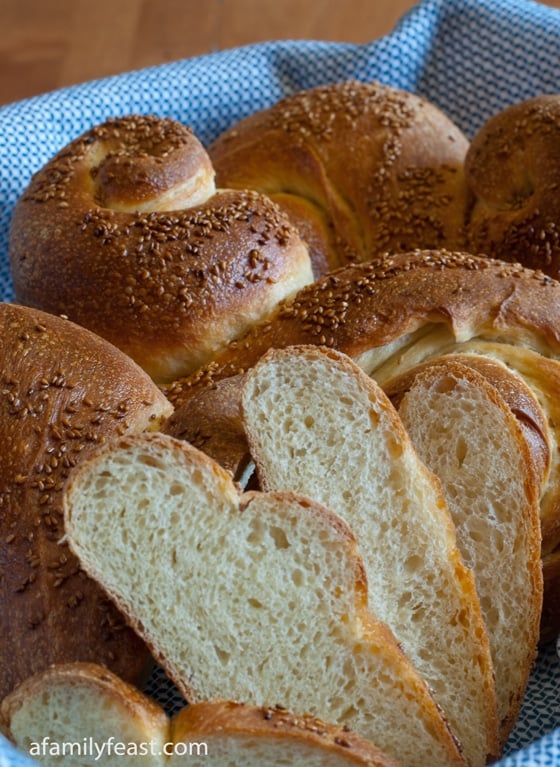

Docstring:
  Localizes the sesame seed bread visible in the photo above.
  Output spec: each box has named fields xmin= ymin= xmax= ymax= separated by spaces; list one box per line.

xmin=209 ymin=80 xmax=469 ymax=276
xmin=62 ymin=431 xmax=467 ymax=767
xmin=9 ymin=115 xmax=313 ymax=384
xmin=162 ymin=250 xmax=560 ymax=409
xmin=0 ymin=302 xmax=172 ymax=703
xmin=384 ymin=358 xmax=543 ymax=745
xmin=241 ymin=345 xmax=498 ymax=767
xmin=162 ymin=251 xmax=560 ymax=562
xmin=1 ymin=663 xmax=405 ymax=767
xmin=466 ymin=95 xmax=560 ymax=280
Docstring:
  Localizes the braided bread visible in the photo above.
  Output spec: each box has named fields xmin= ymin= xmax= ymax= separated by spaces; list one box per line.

xmin=162 ymin=250 xmax=560 ymax=639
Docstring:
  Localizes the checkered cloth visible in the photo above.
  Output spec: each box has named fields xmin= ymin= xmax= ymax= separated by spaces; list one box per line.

xmin=0 ymin=0 xmax=559 ymax=764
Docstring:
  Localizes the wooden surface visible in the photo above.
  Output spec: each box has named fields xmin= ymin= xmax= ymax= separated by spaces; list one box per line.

xmin=1 ymin=0 xmax=560 ymax=107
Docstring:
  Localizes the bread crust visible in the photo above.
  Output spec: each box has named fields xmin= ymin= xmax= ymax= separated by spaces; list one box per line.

xmin=163 ymin=250 xmax=560 ymax=406
xmin=0 ymin=662 xmax=168 ymax=734
xmin=173 ymin=701 xmax=404 ymax=766
xmin=9 ymin=115 xmax=313 ymax=383
xmin=1 ymin=662 xmax=404 ymax=767
xmin=210 ymin=81 xmax=469 ymax=276
xmin=466 ymin=95 xmax=560 ymax=279
xmin=163 ymin=374 xmax=252 ymax=483
xmin=0 ymin=302 xmax=172 ymax=702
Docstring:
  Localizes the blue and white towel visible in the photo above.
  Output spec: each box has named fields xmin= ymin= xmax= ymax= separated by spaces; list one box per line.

xmin=0 ymin=0 xmax=559 ymax=764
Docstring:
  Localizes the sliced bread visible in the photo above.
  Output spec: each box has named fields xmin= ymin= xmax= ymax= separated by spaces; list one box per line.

xmin=241 ymin=345 xmax=498 ymax=767
xmin=385 ymin=357 xmax=543 ymax=743
xmin=63 ymin=431 xmax=466 ymax=767
xmin=1 ymin=663 xmax=403 ymax=767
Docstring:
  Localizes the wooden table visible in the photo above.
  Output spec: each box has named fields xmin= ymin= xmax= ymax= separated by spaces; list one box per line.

xmin=2 ymin=0 xmax=559 ymax=107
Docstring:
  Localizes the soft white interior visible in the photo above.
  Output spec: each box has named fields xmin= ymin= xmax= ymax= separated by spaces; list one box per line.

xmin=398 ymin=365 xmax=540 ymax=735
xmin=242 ymin=348 xmax=496 ymax=767
xmin=65 ymin=434 xmax=462 ymax=767
xmin=9 ymin=683 xmax=165 ymax=767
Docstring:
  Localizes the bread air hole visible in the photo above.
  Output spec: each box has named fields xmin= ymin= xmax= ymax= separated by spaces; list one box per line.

xmin=214 ymin=646 xmax=230 ymax=666
xmin=291 ymin=568 xmax=304 ymax=587
xmin=270 ymin=526 xmax=290 ymax=549
xmin=455 ymin=436 xmax=468 ymax=467
xmin=404 ymin=554 xmax=423 ymax=574
xmin=137 ymin=451 xmax=167 ymax=470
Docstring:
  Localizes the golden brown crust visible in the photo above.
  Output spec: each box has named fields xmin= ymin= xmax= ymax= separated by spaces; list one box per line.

xmin=163 ymin=250 xmax=560 ymax=406
xmin=0 ymin=662 xmax=168 ymax=734
xmin=210 ymin=80 xmax=470 ymax=276
xmin=173 ymin=700 xmax=404 ymax=766
xmin=163 ymin=374 xmax=251 ymax=482
xmin=466 ymin=95 xmax=560 ymax=279
xmin=9 ymin=115 xmax=312 ymax=384
xmin=0 ymin=302 xmax=172 ymax=702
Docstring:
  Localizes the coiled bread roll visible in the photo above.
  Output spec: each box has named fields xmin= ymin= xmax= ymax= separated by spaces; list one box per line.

xmin=209 ymin=80 xmax=470 ymax=277
xmin=466 ymin=95 xmax=560 ymax=279
xmin=9 ymin=115 xmax=313 ymax=383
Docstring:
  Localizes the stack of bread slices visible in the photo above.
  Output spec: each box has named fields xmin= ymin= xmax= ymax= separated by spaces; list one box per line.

xmin=2 ymin=337 xmax=546 ymax=767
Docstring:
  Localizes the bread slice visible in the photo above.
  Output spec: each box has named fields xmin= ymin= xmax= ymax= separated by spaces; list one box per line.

xmin=63 ymin=431 xmax=466 ymax=767
xmin=1 ymin=663 xmax=167 ymax=767
xmin=1 ymin=663 xmax=404 ymax=767
xmin=241 ymin=345 xmax=498 ymax=767
xmin=385 ymin=358 xmax=542 ymax=744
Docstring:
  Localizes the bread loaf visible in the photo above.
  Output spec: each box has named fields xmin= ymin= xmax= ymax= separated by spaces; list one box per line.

xmin=162 ymin=250 xmax=560 ymax=641
xmin=0 ymin=302 xmax=172 ymax=703
xmin=210 ymin=84 xmax=560 ymax=281
xmin=1 ymin=663 xmax=404 ymax=767
xmin=241 ymin=345 xmax=498 ymax=767
xmin=9 ymin=115 xmax=313 ymax=383
xmin=209 ymin=81 xmax=469 ymax=277
xmin=384 ymin=357 xmax=543 ymax=744
xmin=163 ymin=251 xmax=560 ymax=403
xmin=63 ymin=431 xmax=466 ymax=767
